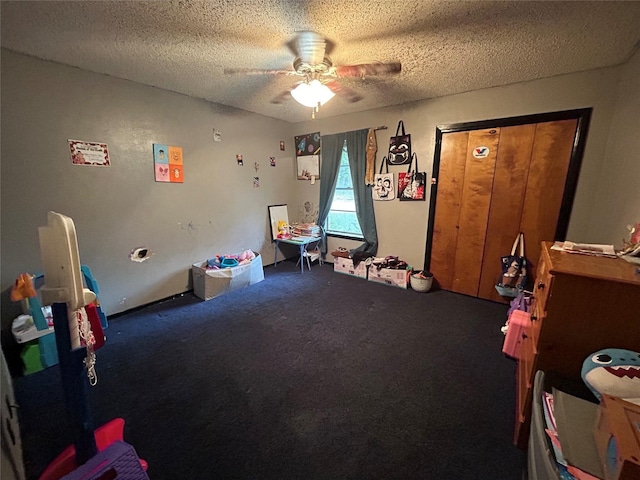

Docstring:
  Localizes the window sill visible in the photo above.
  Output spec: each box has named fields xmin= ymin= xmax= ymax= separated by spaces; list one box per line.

xmin=326 ymin=232 xmax=364 ymax=242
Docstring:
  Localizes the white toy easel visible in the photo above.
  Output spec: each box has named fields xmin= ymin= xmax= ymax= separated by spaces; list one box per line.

xmin=38 ymin=211 xmax=99 ymax=464
xmin=38 ymin=212 xmax=148 ymax=479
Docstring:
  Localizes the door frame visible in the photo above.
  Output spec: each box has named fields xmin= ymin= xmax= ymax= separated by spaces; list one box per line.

xmin=424 ymin=108 xmax=592 ymax=271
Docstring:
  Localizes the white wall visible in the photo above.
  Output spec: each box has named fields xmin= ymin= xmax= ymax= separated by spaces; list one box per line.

xmin=295 ymin=60 xmax=636 ymax=270
xmin=588 ymin=49 xmax=640 ymax=244
xmin=0 ymin=50 xmax=299 ymax=315
xmin=2 ymin=48 xmax=637 ymax=317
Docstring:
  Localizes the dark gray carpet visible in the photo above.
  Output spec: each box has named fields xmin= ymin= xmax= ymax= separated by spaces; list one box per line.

xmin=15 ymin=260 xmax=525 ymax=479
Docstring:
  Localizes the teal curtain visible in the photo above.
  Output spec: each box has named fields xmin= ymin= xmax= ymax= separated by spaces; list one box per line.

xmin=317 ymin=133 xmax=345 ymax=255
xmin=317 ymin=129 xmax=378 ymax=257
xmin=345 ymin=129 xmax=378 ymax=256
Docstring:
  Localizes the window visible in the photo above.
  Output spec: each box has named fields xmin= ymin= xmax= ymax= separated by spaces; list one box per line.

xmin=325 ymin=141 xmax=363 ymax=238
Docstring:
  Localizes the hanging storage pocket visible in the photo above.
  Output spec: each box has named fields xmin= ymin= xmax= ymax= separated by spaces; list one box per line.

xmin=388 ymin=120 xmax=412 ymax=165
xmin=372 ymin=156 xmax=395 ymax=201
xmin=397 ymin=153 xmax=426 ymax=201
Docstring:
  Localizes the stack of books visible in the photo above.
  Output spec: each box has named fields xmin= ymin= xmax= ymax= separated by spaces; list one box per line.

xmin=290 ymin=223 xmax=321 ymax=237
xmin=551 ymin=241 xmax=617 ymax=258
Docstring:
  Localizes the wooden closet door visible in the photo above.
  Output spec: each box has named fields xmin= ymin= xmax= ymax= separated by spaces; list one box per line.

xmin=429 ymin=131 xmax=468 ymax=291
xmin=431 ymin=118 xmax=578 ymax=301
xmin=430 ymin=128 xmax=500 ymax=295
xmin=519 ymin=119 xmax=578 ymax=279
xmin=477 ymin=124 xmax=536 ymax=301
xmin=451 ymin=129 xmax=500 ymax=296
xmin=480 ymin=119 xmax=578 ymax=301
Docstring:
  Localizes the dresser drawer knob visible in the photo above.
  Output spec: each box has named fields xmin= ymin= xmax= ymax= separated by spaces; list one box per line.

xmin=531 ymin=315 xmax=537 ymax=321
xmin=521 ymin=333 xmax=528 ymax=340
xmin=537 ymin=282 xmax=545 ymax=290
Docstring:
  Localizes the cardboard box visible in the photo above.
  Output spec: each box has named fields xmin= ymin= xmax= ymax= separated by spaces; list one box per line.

xmin=192 ymin=253 xmax=264 ymax=301
xmin=595 ymin=395 xmax=640 ymax=480
xmin=368 ymin=267 xmax=409 ymax=289
xmin=333 ymin=257 xmax=367 ymax=279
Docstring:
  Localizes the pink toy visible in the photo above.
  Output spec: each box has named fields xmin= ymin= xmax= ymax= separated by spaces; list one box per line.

xmin=502 ymin=310 xmax=531 ymax=360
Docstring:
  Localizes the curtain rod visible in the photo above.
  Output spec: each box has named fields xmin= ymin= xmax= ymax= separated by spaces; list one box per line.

xmin=322 ymin=126 xmax=388 ymax=136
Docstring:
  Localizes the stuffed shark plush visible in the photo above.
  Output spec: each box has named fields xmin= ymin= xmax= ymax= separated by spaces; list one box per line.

xmin=581 ymin=348 xmax=640 ymax=405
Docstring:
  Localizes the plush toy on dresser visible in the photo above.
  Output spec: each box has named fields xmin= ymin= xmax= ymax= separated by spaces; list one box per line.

xmin=581 ymin=348 xmax=640 ymax=406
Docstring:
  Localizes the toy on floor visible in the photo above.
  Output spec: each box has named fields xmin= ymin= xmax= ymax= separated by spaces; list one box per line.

xmin=39 ymin=418 xmax=148 ymax=480
xmin=10 ymin=273 xmax=58 ymax=374
xmin=10 ymin=268 xmax=108 ymax=376
xmin=206 ymin=249 xmax=256 ymax=269
xmin=581 ymin=348 xmax=640 ymax=405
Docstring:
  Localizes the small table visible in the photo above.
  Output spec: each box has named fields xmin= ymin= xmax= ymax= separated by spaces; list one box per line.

xmin=274 ymin=236 xmax=321 ymax=274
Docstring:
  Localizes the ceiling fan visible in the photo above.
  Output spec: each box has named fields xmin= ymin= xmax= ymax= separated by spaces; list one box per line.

xmin=224 ymin=31 xmax=401 ymax=117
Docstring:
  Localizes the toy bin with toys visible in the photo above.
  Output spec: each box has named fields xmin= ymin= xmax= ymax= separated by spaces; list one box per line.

xmin=192 ymin=250 xmax=264 ymax=301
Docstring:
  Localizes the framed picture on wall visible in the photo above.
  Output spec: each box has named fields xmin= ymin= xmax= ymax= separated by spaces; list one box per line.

xmin=268 ymin=204 xmax=289 ymax=241
xmin=295 ymin=132 xmax=321 ymax=180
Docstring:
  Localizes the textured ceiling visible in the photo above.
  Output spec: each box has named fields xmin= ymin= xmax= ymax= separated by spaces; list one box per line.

xmin=2 ymin=1 xmax=640 ymax=123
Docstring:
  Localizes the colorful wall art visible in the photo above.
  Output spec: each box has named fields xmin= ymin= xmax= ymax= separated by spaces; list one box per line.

xmin=295 ymin=132 xmax=321 ymax=180
xmin=295 ymin=132 xmax=320 ymax=156
xmin=154 ymin=144 xmax=183 ymax=183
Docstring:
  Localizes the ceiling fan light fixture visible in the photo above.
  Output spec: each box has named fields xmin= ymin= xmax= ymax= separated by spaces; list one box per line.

xmin=291 ymin=79 xmax=335 ymax=108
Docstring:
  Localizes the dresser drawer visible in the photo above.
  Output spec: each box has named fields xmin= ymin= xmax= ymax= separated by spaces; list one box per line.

xmin=516 ymin=340 xmax=536 ymax=422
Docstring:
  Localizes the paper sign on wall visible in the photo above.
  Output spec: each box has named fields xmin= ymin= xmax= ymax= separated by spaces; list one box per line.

xmin=69 ymin=139 xmax=110 ymax=166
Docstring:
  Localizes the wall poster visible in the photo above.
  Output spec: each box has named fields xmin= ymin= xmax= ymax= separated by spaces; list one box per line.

xmin=295 ymin=132 xmax=320 ymax=180
xmin=69 ymin=139 xmax=110 ymax=166
xmin=153 ymin=144 xmax=183 ymax=183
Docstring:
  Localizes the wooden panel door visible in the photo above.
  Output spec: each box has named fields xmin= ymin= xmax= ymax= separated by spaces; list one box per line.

xmin=430 ymin=118 xmax=579 ymax=301
xmin=477 ymin=124 xmax=536 ymax=301
xmin=429 ymin=131 xmax=468 ymax=291
xmin=519 ymin=119 xmax=578 ymax=281
xmin=451 ymin=128 xmax=500 ymax=296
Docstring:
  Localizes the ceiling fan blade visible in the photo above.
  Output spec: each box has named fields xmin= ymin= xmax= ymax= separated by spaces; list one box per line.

xmin=335 ymin=62 xmax=401 ymax=78
xmin=325 ymin=80 xmax=363 ymax=104
xmin=224 ymin=68 xmax=295 ymax=76
xmin=293 ymin=31 xmax=326 ymax=65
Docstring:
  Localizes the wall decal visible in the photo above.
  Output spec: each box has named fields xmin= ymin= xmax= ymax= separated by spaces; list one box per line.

xmin=298 ymin=201 xmax=319 ymax=223
xmin=473 ymin=146 xmax=490 ymax=159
